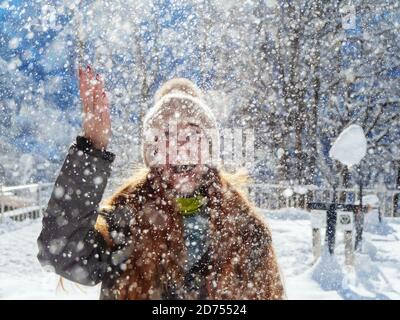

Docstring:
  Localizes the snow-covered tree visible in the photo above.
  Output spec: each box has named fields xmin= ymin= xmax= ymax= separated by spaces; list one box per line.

xmin=317 ymin=0 xmax=400 ymax=189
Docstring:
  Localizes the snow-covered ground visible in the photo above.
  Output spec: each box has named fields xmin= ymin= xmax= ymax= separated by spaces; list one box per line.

xmin=0 ymin=208 xmax=399 ymax=300
xmin=0 ymin=219 xmax=100 ymax=300
xmin=263 ymin=209 xmax=400 ymax=300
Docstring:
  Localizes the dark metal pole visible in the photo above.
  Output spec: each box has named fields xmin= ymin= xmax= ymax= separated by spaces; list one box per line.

xmin=378 ymin=207 xmax=382 ymax=223
xmin=393 ymin=159 xmax=400 ymax=217
xmin=325 ymin=185 xmax=337 ymax=254
xmin=355 ymin=169 xmax=364 ymax=251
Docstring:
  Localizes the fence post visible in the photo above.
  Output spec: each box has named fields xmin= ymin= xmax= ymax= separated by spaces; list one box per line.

xmin=354 ymin=183 xmax=364 ymax=251
xmin=393 ymin=191 xmax=399 ymax=217
xmin=36 ymin=183 xmax=42 ymax=216
xmin=324 ymin=186 xmax=338 ymax=255
xmin=344 ymin=230 xmax=353 ymax=265
xmin=0 ymin=185 xmax=3 ymax=224
xmin=312 ymin=228 xmax=321 ymax=261
xmin=309 ymin=196 xmax=321 ymax=261
xmin=306 ymin=189 xmax=314 ymax=210
xmin=383 ymin=191 xmax=389 ymax=217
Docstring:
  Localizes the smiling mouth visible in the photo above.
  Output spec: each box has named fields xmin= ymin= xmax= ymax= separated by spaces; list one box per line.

xmin=172 ymin=165 xmax=196 ymax=174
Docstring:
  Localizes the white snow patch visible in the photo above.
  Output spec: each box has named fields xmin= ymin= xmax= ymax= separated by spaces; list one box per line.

xmin=282 ymin=188 xmax=293 ymax=198
xmin=329 ymin=124 xmax=367 ymax=167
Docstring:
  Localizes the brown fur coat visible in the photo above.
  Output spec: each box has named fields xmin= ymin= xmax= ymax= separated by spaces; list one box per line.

xmin=95 ymin=167 xmax=284 ymax=300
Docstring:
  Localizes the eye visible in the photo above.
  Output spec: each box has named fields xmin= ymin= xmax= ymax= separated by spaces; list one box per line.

xmin=173 ymin=165 xmax=196 ymax=173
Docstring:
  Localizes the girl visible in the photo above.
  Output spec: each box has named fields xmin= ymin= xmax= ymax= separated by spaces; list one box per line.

xmin=37 ymin=66 xmax=284 ymax=300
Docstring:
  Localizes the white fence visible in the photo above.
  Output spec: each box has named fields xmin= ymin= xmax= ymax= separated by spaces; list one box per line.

xmin=0 ymin=181 xmax=398 ymax=224
xmin=248 ymin=183 xmax=400 ymax=217
xmin=0 ymin=183 xmax=53 ymax=223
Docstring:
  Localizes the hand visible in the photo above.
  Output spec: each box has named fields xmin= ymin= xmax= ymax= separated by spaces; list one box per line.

xmin=78 ymin=65 xmax=111 ymax=150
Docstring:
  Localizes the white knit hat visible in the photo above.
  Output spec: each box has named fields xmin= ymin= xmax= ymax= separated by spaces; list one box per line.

xmin=142 ymin=78 xmax=220 ymax=167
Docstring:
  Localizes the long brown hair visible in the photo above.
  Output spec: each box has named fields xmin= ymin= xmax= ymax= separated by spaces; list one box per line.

xmin=96 ymin=166 xmax=284 ymax=300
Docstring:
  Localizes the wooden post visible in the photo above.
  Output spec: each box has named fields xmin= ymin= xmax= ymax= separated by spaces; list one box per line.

xmin=278 ymin=193 xmax=284 ymax=209
xmin=36 ymin=183 xmax=42 ymax=217
xmin=0 ymin=185 xmax=3 ymax=224
xmin=393 ymin=160 xmax=400 ymax=217
xmin=309 ymin=198 xmax=322 ymax=261
xmin=383 ymin=191 xmax=388 ymax=217
xmin=378 ymin=207 xmax=382 ymax=223
xmin=354 ymin=182 xmax=364 ymax=251
xmin=312 ymin=228 xmax=321 ymax=261
xmin=393 ymin=192 xmax=399 ymax=217
xmin=344 ymin=230 xmax=353 ymax=265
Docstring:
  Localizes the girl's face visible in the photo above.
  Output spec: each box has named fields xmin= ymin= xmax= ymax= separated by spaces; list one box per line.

xmin=149 ymin=121 xmax=210 ymax=196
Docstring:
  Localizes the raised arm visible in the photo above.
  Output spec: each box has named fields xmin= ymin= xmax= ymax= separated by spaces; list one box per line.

xmin=37 ymin=66 xmax=116 ymax=285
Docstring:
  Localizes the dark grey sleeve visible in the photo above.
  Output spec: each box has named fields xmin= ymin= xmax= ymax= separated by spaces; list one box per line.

xmin=37 ymin=136 xmax=118 ymax=286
